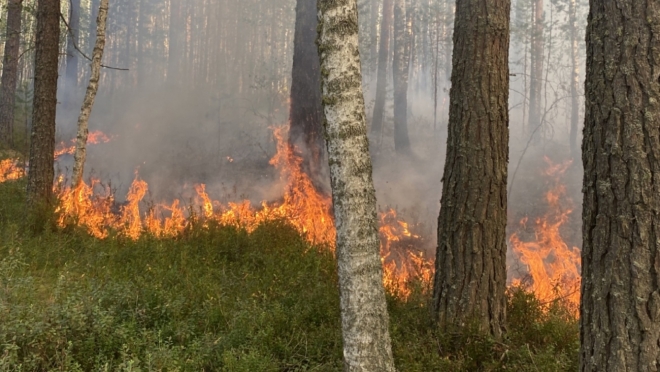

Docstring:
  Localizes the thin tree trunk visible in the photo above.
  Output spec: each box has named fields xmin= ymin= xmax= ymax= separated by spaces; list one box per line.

xmin=433 ymin=0 xmax=510 ymax=339
xmin=288 ymin=0 xmax=325 ymax=188
xmin=568 ymin=0 xmax=579 ymax=159
xmin=317 ymin=0 xmax=396 ymax=370
xmin=0 ymin=0 xmax=23 ymax=148
xmin=167 ymin=0 xmax=183 ymax=83
xmin=528 ymin=0 xmax=543 ymax=134
xmin=580 ymin=1 xmax=660 ymax=370
xmin=88 ymin=0 xmax=99 ymax=51
xmin=370 ymin=0 xmax=393 ymax=146
xmin=27 ymin=0 xmax=61 ymax=212
xmin=66 ymin=0 xmax=81 ymax=88
xmin=393 ymin=0 xmax=411 ymax=155
xmin=72 ymin=0 xmax=108 ymax=187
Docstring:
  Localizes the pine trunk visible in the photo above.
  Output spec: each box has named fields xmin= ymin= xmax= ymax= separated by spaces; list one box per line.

xmin=433 ymin=0 xmax=510 ymax=339
xmin=392 ymin=0 xmax=411 ymax=155
xmin=66 ymin=0 xmax=81 ymax=88
xmin=528 ymin=0 xmax=543 ymax=133
xmin=370 ymin=0 xmax=393 ymax=143
xmin=72 ymin=0 xmax=108 ymax=187
xmin=580 ymin=1 xmax=660 ymax=370
xmin=568 ymin=0 xmax=579 ymax=159
xmin=289 ymin=0 xmax=325 ymax=188
xmin=27 ymin=0 xmax=61 ymax=211
xmin=317 ymin=0 xmax=396 ymax=370
xmin=0 ymin=0 xmax=23 ymax=148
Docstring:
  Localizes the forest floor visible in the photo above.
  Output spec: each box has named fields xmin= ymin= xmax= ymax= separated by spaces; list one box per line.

xmin=0 ymin=178 xmax=578 ymax=371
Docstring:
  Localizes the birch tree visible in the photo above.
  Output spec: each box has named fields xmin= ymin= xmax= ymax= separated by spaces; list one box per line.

xmin=317 ymin=0 xmax=396 ymax=370
xmin=433 ymin=0 xmax=510 ymax=338
xmin=580 ymin=0 xmax=660 ymax=370
xmin=72 ymin=0 xmax=109 ymax=186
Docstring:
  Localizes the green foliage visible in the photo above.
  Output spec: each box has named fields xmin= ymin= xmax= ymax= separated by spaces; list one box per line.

xmin=0 ymin=181 xmax=578 ymax=371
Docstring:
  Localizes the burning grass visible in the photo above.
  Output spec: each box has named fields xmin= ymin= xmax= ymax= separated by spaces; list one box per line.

xmin=0 ymin=178 xmax=578 ymax=371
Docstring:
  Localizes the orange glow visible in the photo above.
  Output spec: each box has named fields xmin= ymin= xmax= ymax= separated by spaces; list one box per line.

xmin=54 ymin=130 xmax=113 ymax=159
xmin=0 ymin=159 xmax=24 ymax=182
xmin=509 ymin=157 xmax=581 ymax=312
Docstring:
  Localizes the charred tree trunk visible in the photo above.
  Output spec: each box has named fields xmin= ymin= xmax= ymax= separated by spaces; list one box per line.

xmin=167 ymin=0 xmax=184 ymax=83
xmin=370 ymin=0 xmax=393 ymax=145
xmin=289 ymin=0 xmax=325 ymax=188
xmin=317 ymin=0 xmax=396 ymax=370
xmin=66 ymin=0 xmax=81 ymax=89
xmin=580 ymin=1 xmax=660 ymax=370
xmin=568 ymin=0 xmax=579 ymax=159
xmin=433 ymin=0 xmax=510 ymax=339
xmin=0 ymin=0 xmax=23 ymax=148
xmin=72 ymin=0 xmax=108 ymax=187
xmin=392 ymin=0 xmax=411 ymax=155
xmin=528 ymin=0 xmax=543 ymax=134
xmin=27 ymin=0 xmax=61 ymax=212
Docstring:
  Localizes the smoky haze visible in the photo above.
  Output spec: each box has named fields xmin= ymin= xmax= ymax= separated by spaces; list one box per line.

xmin=51 ymin=0 xmax=587 ymax=260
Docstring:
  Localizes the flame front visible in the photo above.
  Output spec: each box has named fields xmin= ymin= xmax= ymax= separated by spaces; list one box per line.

xmin=509 ymin=157 xmax=581 ymax=312
xmin=0 ymin=159 xmax=24 ymax=182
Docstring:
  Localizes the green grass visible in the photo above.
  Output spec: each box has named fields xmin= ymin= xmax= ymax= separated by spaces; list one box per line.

xmin=0 ymin=179 xmax=578 ymax=371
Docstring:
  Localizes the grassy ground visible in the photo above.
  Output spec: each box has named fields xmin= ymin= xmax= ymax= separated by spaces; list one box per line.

xmin=0 ymin=179 xmax=578 ymax=371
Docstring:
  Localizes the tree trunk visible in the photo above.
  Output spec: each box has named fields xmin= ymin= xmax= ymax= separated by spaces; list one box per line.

xmin=167 ymin=0 xmax=183 ymax=83
xmin=568 ymin=0 xmax=579 ymax=159
xmin=317 ymin=0 xmax=396 ymax=370
xmin=580 ymin=1 xmax=660 ymax=370
xmin=0 ymin=0 xmax=23 ymax=148
xmin=66 ymin=0 xmax=81 ymax=88
xmin=288 ymin=0 xmax=325 ymax=188
xmin=370 ymin=0 xmax=393 ymax=144
xmin=392 ymin=0 xmax=411 ymax=155
xmin=72 ymin=0 xmax=108 ymax=187
xmin=433 ymin=0 xmax=510 ymax=339
xmin=27 ymin=0 xmax=61 ymax=212
xmin=528 ymin=0 xmax=543 ymax=134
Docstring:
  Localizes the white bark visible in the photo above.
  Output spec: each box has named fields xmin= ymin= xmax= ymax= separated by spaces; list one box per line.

xmin=317 ymin=0 xmax=396 ymax=371
xmin=72 ymin=0 xmax=108 ymax=186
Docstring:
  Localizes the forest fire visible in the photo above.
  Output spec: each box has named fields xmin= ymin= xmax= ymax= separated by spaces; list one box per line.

xmin=508 ymin=157 xmax=581 ymax=311
xmin=54 ymin=130 xmax=113 ymax=159
xmin=47 ymin=126 xmax=429 ymax=297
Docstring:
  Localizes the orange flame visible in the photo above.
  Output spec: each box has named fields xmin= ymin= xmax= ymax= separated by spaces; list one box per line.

xmin=0 ymin=159 xmax=25 ymax=182
xmin=509 ymin=157 xmax=581 ymax=311
xmin=54 ymin=130 xmax=113 ymax=159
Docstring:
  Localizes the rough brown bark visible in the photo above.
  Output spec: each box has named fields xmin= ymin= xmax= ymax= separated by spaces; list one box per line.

xmin=288 ymin=0 xmax=326 ymax=188
xmin=317 ymin=0 xmax=396 ymax=369
xmin=433 ymin=0 xmax=510 ymax=339
xmin=370 ymin=0 xmax=393 ymax=144
xmin=528 ymin=0 xmax=543 ymax=133
xmin=580 ymin=1 xmax=660 ymax=371
xmin=27 ymin=0 xmax=60 ymax=211
xmin=0 ymin=0 xmax=23 ymax=148
xmin=392 ymin=0 xmax=411 ymax=155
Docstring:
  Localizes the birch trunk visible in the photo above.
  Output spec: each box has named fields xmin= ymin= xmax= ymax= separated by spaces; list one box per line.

xmin=27 ymin=0 xmax=61 ymax=212
xmin=317 ymin=0 xmax=396 ymax=370
xmin=393 ymin=0 xmax=411 ymax=155
xmin=0 ymin=0 xmax=23 ymax=148
xmin=581 ymin=0 xmax=660 ymax=370
xmin=72 ymin=0 xmax=109 ymax=187
xmin=433 ymin=0 xmax=510 ymax=339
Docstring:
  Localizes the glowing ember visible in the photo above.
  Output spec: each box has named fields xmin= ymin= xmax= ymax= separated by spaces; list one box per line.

xmin=0 ymin=159 xmax=24 ymax=182
xmin=509 ymin=157 xmax=581 ymax=311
